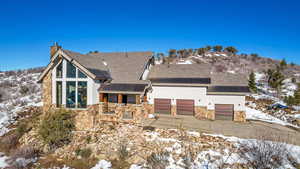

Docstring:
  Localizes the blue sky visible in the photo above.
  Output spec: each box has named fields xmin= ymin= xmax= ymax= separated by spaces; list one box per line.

xmin=0 ymin=0 xmax=299 ymax=70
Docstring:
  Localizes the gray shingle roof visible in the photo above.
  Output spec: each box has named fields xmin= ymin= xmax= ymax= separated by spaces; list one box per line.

xmin=63 ymin=49 xmax=110 ymax=79
xmin=210 ymin=72 xmax=248 ymax=86
xmin=88 ymin=51 xmax=152 ymax=83
xmin=148 ymin=64 xmax=211 ymax=79
xmin=62 ymin=49 xmax=153 ymax=83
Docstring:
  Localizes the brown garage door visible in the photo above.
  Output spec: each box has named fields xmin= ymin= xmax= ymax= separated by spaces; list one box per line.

xmin=176 ymin=99 xmax=194 ymax=115
xmin=215 ymin=104 xmax=234 ymax=120
xmin=154 ymin=99 xmax=171 ymax=114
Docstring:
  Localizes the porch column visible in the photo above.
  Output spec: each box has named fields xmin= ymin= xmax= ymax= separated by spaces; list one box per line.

xmin=136 ymin=95 xmax=141 ymax=104
xmin=118 ymin=94 xmax=123 ymax=104
xmin=99 ymin=93 xmax=104 ymax=102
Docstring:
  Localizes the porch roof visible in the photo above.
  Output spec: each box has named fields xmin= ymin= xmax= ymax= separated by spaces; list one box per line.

xmin=99 ymin=83 xmax=149 ymax=94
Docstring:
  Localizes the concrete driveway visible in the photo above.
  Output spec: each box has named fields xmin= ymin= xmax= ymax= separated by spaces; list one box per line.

xmin=142 ymin=114 xmax=300 ymax=145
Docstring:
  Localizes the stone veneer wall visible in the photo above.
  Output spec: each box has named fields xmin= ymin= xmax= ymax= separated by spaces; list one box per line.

xmin=42 ymin=71 xmax=52 ymax=113
xmin=96 ymin=102 xmax=149 ymax=123
xmin=194 ymin=106 xmax=215 ymax=120
xmin=233 ymin=111 xmax=246 ymax=122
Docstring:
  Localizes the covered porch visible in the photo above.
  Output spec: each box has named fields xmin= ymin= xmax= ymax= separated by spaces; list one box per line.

xmin=98 ymin=83 xmax=149 ymax=121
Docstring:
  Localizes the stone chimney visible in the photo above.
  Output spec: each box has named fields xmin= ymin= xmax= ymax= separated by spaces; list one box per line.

xmin=50 ymin=42 xmax=61 ymax=59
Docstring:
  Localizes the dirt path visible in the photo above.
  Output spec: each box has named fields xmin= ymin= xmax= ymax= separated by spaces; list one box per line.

xmin=143 ymin=115 xmax=300 ymax=145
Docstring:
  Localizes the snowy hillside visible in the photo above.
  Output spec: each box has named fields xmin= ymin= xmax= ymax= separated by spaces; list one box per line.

xmin=0 ymin=68 xmax=43 ymax=136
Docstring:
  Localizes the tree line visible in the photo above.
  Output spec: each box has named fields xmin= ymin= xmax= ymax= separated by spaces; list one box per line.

xmin=155 ymin=45 xmax=239 ymax=59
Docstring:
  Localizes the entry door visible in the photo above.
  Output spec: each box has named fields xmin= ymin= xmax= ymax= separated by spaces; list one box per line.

xmin=176 ymin=99 xmax=194 ymax=115
xmin=154 ymin=99 xmax=171 ymax=114
xmin=215 ymin=104 xmax=234 ymax=120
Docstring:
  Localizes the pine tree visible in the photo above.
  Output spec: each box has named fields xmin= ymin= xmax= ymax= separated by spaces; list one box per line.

xmin=168 ymin=49 xmax=177 ymax=58
xmin=213 ymin=45 xmax=223 ymax=52
xmin=279 ymin=59 xmax=287 ymax=70
xmin=294 ymin=83 xmax=300 ymax=105
xmin=248 ymin=72 xmax=257 ymax=93
xmin=224 ymin=46 xmax=238 ymax=55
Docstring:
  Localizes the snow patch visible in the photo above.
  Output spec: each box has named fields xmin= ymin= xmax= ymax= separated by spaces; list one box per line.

xmin=245 ymin=106 xmax=299 ymax=128
xmin=91 ymin=160 xmax=112 ymax=169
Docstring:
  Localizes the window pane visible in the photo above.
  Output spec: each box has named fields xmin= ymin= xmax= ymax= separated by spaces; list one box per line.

xmin=77 ymin=81 xmax=87 ymax=108
xmin=78 ymin=69 xmax=87 ymax=78
xmin=56 ymin=81 xmax=62 ymax=107
xmin=108 ymin=94 xmax=118 ymax=103
xmin=66 ymin=61 xmax=76 ymax=78
xmin=66 ymin=81 xmax=76 ymax=108
xmin=127 ymin=95 xmax=136 ymax=104
xmin=56 ymin=62 xmax=63 ymax=78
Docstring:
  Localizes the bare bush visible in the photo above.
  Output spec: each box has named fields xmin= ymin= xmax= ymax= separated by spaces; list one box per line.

xmin=238 ymin=132 xmax=294 ymax=169
xmin=7 ymin=146 xmax=39 ymax=169
xmin=117 ymin=141 xmax=129 ymax=160
xmin=214 ymin=64 xmax=227 ymax=73
xmin=146 ymin=151 xmax=169 ymax=169
xmin=0 ymin=87 xmax=10 ymax=102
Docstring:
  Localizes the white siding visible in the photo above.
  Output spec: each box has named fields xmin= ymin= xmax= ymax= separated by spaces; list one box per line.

xmin=147 ymin=85 xmax=246 ymax=111
xmin=207 ymin=95 xmax=245 ymax=111
xmin=147 ymin=86 xmax=207 ymax=106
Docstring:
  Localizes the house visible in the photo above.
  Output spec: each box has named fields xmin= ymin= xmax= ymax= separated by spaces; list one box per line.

xmin=38 ymin=43 xmax=250 ymax=129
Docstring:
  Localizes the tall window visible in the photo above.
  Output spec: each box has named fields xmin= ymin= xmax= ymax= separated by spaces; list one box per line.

xmin=66 ymin=81 xmax=76 ymax=108
xmin=78 ymin=70 xmax=87 ymax=78
xmin=77 ymin=81 xmax=87 ymax=108
xmin=56 ymin=62 xmax=63 ymax=78
xmin=55 ymin=60 xmax=88 ymax=109
xmin=56 ymin=82 xmax=62 ymax=107
xmin=67 ymin=61 xmax=76 ymax=78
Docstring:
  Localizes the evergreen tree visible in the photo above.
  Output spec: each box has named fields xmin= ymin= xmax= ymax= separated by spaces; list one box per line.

xmin=197 ymin=48 xmax=206 ymax=55
xmin=213 ymin=45 xmax=223 ymax=52
xmin=168 ymin=49 xmax=177 ymax=58
xmin=294 ymin=83 xmax=300 ymax=105
xmin=279 ymin=59 xmax=287 ymax=70
xmin=224 ymin=46 xmax=238 ymax=55
xmin=205 ymin=45 xmax=212 ymax=51
xmin=248 ymin=72 xmax=257 ymax=93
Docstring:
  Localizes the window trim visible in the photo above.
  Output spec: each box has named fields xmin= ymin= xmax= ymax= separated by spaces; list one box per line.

xmin=53 ymin=59 xmax=89 ymax=109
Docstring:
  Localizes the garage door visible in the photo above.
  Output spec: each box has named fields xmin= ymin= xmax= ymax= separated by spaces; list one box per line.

xmin=176 ymin=99 xmax=194 ymax=115
xmin=215 ymin=104 xmax=234 ymax=120
xmin=154 ymin=99 xmax=171 ymax=114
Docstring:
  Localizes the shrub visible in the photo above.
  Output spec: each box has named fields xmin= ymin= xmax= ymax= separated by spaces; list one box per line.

xmin=7 ymin=146 xmax=39 ymax=169
xmin=117 ymin=141 xmax=129 ymax=160
xmin=19 ymin=86 xmax=29 ymax=95
xmin=75 ymin=148 xmax=92 ymax=159
xmin=146 ymin=151 xmax=169 ymax=169
xmin=38 ymin=109 xmax=75 ymax=149
xmin=0 ymin=133 xmax=20 ymax=152
xmin=238 ymin=133 xmax=292 ymax=169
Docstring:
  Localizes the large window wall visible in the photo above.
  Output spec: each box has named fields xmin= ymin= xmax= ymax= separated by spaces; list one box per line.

xmin=54 ymin=59 xmax=88 ymax=108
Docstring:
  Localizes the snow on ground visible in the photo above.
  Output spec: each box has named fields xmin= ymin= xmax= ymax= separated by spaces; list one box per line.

xmin=245 ymin=106 xmax=299 ymax=128
xmin=282 ymin=78 xmax=298 ymax=96
xmin=176 ymin=60 xmax=193 ymax=64
xmin=91 ymin=160 xmax=112 ymax=169
xmin=0 ymin=153 xmax=8 ymax=168
xmin=0 ymin=72 xmax=42 ymax=137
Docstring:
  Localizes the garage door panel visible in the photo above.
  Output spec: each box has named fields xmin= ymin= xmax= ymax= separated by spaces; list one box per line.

xmin=177 ymin=99 xmax=194 ymax=115
xmin=215 ymin=104 xmax=233 ymax=120
xmin=155 ymin=99 xmax=171 ymax=114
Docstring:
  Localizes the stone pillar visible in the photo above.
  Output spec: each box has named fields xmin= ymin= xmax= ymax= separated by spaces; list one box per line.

xmin=171 ymin=105 xmax=177 ymax=116
xmin=118 ymin=94 xmax=123 ymax=104
xmin=99 ymin=93 xmax=104 ymax=102
xmin=136 ymin=95 xmax=141 ymax=104
xmin=234 ymin=111 xmax=246 ymax=122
